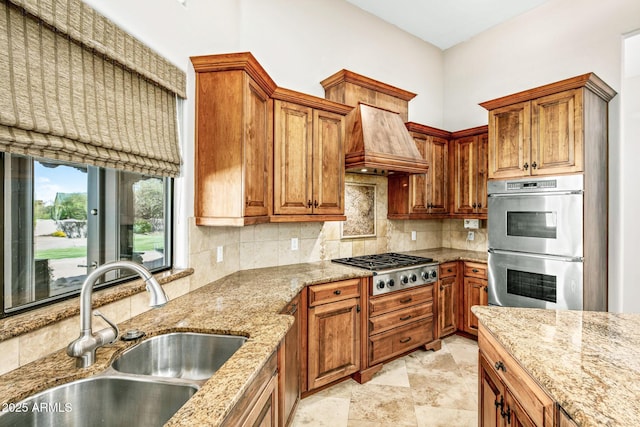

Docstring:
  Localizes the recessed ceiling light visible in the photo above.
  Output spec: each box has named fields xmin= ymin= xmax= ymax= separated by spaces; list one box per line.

xmin=361 ymin=168 xmax=368 ymax=172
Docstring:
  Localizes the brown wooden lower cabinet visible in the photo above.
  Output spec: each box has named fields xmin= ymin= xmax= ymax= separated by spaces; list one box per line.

xmin=241 ymin=373 xmax=279 ymax=427
xmin=478 ymin=325 xmax=555 ymax=427
xmin=222 ymin=352 xmax=278 ymax=427
xmin=461 ymin=261 xmax=488 ymax=336
xmin=278 ymin=295 xmax=300 ymax=426
xmin=367 ymin=284 xmax=438 ymax=367
xmin=437 ymin=262 xmax=458 ymax=338
xmin=306 ymin=278 xmax=362 ymax=391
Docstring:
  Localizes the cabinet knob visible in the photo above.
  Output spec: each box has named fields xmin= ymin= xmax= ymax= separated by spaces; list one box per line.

xmin=333 ymin=289 xmax=342 ymax=295
xmin=472 ymin=269 xmax=479 ymax=273
xmin=495 ymin=361 xmax=506 ymax=372
xmin=532 ymin=161 xmax=538 ymax=169
xmin=523 ymin=162 xmax=529 ymax=170
xmin=472 ymin=202 xmax=477 ymax=208
xmin=314 ymin=200 xmax=318 ymax=208
xmin=477 ymin=202 xmax=482 ymax=209
xmin=307 ymin=200 xmax=312 ymax=208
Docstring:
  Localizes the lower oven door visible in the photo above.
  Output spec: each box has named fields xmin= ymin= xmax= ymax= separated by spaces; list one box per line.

xmin=488 ymin=249 xmax=583 ymax=310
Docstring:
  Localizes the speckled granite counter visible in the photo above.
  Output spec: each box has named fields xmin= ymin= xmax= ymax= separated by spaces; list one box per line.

xmin=0 ymin=261 xmax=369 ymax=426
xmin=407 ymin=247 xmax=487 ymax=264
xmin=473 ymin=306 xmax=640 ymax=427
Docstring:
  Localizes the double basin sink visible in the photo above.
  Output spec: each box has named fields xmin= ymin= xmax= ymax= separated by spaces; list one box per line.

xmin=0 ymin=332 xmax=247 ymax=427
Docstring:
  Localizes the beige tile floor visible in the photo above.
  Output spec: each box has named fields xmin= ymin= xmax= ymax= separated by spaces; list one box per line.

xmin=291 ymin=335 xmax=479 ymax=427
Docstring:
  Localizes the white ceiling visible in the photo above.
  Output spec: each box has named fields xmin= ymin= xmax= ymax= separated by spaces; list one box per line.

xmin=344 ymin=0 xmax=551 ymax=50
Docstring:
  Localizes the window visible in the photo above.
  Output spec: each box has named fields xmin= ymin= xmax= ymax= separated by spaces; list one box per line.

xmin=1 ymin=154 xmax=173 ymax=315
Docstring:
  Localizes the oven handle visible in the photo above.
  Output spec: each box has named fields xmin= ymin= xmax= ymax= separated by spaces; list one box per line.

xmin=488 ymin=190 xmax=583 ymax=197
xmin=488 ymin=248 xmax=583 ymax=263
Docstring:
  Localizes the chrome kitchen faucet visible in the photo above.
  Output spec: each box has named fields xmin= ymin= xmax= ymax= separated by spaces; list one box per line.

xmin=67 ymin=261 xmax=169 ymax=368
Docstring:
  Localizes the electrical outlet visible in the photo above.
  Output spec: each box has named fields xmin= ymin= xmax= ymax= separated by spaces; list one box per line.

xmin=216 ymin=246 xmax=223 ymax=262
xmin=291 ymin=238 xmax=299 ymax=251
xmin=411 ymin=231 xmax=417 ymax=241
xmin=467 ymin=231 xmax=475 ymax=241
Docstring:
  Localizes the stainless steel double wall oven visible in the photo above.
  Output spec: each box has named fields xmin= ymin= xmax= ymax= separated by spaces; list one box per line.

xmin=488 ymin=175 xmax=584 ymax=309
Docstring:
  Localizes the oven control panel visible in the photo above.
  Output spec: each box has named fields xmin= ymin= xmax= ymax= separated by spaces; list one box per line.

xmin=372 ymin=264 xmax=438 ymax=296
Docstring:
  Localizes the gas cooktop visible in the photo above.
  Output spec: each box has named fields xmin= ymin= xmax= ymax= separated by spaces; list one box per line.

xmin=331 ymin=253 xmax=435 ymax=271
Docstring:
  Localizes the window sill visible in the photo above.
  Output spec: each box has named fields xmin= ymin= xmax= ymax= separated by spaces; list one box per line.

xmin=0 ymin=268 xmax=193 ymax=342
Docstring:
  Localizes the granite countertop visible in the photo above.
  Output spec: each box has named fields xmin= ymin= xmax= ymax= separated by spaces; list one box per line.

xmin=406 ymin=247 xmax=488 ymax=264
xmin=473 ymin=306 xmax=640 ymax=427
xmin=0 ymin=248 xmax=486 ymax=426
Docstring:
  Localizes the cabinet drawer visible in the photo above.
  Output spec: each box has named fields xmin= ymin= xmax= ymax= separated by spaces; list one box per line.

xmin=463 ymin=262 xmax=487 ymax=279
xmin=369 ymin=302 xmax=433 ymax=335
xmin=369 ymin=318 xmax=433 ymax=365
xmin=439 ymin=262 xmax=458 ymax=278
xmin=479 ymin=327 xmax=554 ymax=427
xmin=369 ymin=286 xmax=433 ymax=316
xmin=308 ymin=278 xmax=361 ymax=307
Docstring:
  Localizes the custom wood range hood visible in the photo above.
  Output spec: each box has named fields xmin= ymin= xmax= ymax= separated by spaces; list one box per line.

xmin=321 ymin=69 xmax=428 ymax=175
xmin=343 ymin=103 xmax=429 ymax=175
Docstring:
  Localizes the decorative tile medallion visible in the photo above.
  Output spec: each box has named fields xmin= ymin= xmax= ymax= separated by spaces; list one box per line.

xmin=342 ymin=183 xmax=376 ymax=238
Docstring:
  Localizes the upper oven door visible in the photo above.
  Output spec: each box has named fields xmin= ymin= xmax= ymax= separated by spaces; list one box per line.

xmin=488 ymin=249 xmax=583 ymax=310
xmin=488 ymin=190 xmax=583 ymax=257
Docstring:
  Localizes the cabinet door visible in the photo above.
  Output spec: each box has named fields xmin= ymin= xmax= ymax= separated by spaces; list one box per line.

xmin=464 ymin=277 xmax=487 ymax=335
xmin=452 ymin=136 xmax=476 ymax=215
xmin=479 ymin=354 xmax=506 ymax=427
xmin=438 ymin=275 xmax=456 ymax=338
xmin=409 ymin=134 xmax=429 ymax=214
xmin=488 ymin=102 xmax=531 ymax=179
xmin=307 ymin=297 xmax=361 ymax=390
xmin=476 ymin=133 xmax=488 ymax=215
xmin=274 ymin=101 xmax=313 ymax=215
xmin=243 ymin=77 xmax=272 ymax=217
xmin=530 ymin=89 xmax=583 ymax=176
xmin=279 ymin=297 xmax=300 ymax=427
xmin=312 ymin=109 xmax=345 ymax=215
xmin=241 ymin=373 xmax=278 ymax=427
xmin=506 ymin=390 xmax=537 ymax=427
xmin=429 ymin=136 xmax=449 ymax=214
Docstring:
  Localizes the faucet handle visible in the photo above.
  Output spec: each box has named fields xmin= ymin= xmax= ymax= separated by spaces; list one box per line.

xmin=93 ymin=310 xmax=119 ymax=344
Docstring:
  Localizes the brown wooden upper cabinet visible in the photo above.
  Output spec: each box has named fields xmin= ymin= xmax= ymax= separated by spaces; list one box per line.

xmin=271 ymin=88 xmax=351 ymax=222
xmin=190 ymin=52 xmax=277 ymax=226
xmin=451 ymin=127 xmax=488 ymax=217
xmin=481 ymin=73 xmax=617 ymax=180
xmin=388 ymin=123 xmax=450 ymax=219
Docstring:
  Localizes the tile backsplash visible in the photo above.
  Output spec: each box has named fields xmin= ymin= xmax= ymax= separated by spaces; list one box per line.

xmin=188 ymin=173 xmax=488 ymax=287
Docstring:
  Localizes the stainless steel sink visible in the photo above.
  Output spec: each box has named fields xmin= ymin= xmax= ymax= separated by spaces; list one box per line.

xmin=112 ymin=332 xmax=247 ymax=381
xmin=0 ymin=376 xmax=196 ymax=427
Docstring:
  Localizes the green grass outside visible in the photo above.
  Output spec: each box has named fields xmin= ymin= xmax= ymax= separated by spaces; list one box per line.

xmin=35 ymin=233 xmax=164 ymax=260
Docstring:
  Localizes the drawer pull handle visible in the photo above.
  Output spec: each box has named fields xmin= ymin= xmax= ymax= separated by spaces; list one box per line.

xmin=400 ymin=297 xmax=413 ymax=304
xmin=333 ymin=290 xmax=342 ymax=295
xmin=472 ymin=269 xmax=479 ymax=273
xmin=494 ymin=361 xmax=506 ymax=372
xmin=400 ymin=315 xmax=412 ymax=321
xmin=399 ymin=337 xmax=412 ymax=344
xmin=447 ymin=268 xmax=453 ymax=272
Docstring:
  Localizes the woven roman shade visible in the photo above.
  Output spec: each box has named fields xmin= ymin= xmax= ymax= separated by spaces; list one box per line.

xmin=0 ymin=0 xmax=185 ymax=177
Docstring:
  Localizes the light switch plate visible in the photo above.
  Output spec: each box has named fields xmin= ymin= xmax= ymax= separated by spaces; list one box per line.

xmin=411 ymin=231 xmax=417 ymax=241
xmin=291 ymin=238 xmax=299 ymax=251
xmin=216 ymin=246 xmax=223 ymax=262
xmin=467 ymin=231 xmax=475 ymax=241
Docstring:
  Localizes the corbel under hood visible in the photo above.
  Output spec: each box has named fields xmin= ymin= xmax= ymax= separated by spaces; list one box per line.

xmin=344 ymin=103 xmax=428 ymax=175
